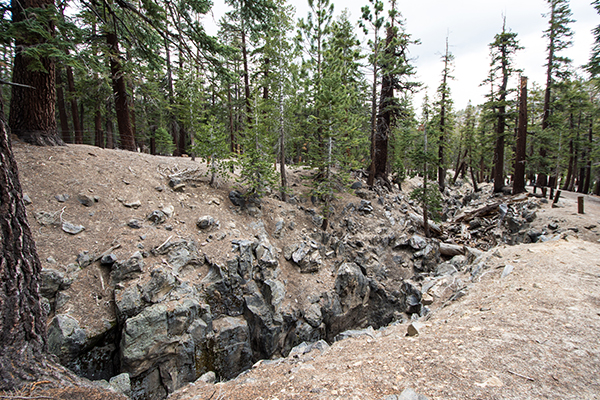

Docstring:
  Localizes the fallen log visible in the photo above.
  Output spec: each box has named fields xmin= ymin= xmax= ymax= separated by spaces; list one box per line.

xmin=439 ymin=242 xmax=465 ymax=256
xmin=408 ymin=212 xmax=443 ymax=236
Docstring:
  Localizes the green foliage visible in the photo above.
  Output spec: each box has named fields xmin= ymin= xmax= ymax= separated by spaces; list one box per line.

xmin=154 ymin=127 xmax=175 ymax=155
xmin=192 ymin=115 xmax=231 ymax=180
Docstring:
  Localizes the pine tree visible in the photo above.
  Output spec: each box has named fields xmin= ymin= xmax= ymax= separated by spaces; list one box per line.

xmin=483 ymin=18 xmax=521 ymax=193
xmin=538 ymin=0 xmax=573 ymax=187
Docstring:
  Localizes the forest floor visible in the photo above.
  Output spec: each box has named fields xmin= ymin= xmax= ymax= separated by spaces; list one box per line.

xmin=8 ymin=140 xmax=600 ymax=399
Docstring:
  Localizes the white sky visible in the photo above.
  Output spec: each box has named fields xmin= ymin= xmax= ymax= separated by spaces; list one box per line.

xmin=203 ymin=0 xmax=597 ymax=111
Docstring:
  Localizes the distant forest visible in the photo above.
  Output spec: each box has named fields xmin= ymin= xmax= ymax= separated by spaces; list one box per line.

xmin=3 ymin=0 xmax=600 ymax=205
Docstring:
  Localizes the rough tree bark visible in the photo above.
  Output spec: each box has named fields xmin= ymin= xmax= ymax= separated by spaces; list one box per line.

xmin=0 ymin=112 xmax=47 ymax=388
xmin=513 ymin=76 xmax=528 ymax=194
xmin=370 ymin=26 xmax=396 ymax=186
xmin=106 ymin=31 xmax=135 ymax=151
xmin=9 ymin=0 xmax=63 ymax=146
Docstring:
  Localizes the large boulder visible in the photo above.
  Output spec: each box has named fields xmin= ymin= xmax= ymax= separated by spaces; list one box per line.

xmin=335 ymin=263 xmax=370 ymax=313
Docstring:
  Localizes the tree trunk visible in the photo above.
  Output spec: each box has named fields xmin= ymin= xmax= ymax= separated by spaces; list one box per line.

xmin=55 ymin=68 xmax=71 ymax=143
xmin=372 ymin=26 xmax=395 ymax=185
xmin=94 ymin=105 xmax=103 ymax=148
xmin=513 ymin=76 xmax=528 ymax=194
xmin=538 ymin=3 xmax=556 ymax=189
xmin=9 ymin=0 xmax=62 ymax=146
xmin=582 ymin=121 xmax=592 ymax=193
xmin=66 ymin=66 xmax=82 ymax=144
xmin=106 ymin=31 xmax=135 ymax=151
xmin=0 ymin=113 xmax=47 ymax=388
xmin=241 ymin=28 xmax=252 ymax=127
xmin=563 ymin=138 xmax=574 ymax=191
xmin=105 ymin=108 xmax=114 ymax=150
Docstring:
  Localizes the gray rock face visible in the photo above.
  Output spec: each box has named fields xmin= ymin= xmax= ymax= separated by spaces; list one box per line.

xmin=153 ymin=238 xmax=201 ymax=273
xmin=210 ymin=316 xmax=253 ymax=380
xmin=111 ymin=252 xmax=144 ymax=283
xmin=109 ymin=373 xmax=132 ymax=397
xmin=335 ymin=263 xmax=370 ymax=313
xmin=48 ymin=314 xmax=87 ymax=364
xmin=121 ymin=303 xmax=176 ymax=377
xmin=243 ymin=280 xmax=284 ymax=360
xmin=142 ymin=267 xmax=178 ymax=304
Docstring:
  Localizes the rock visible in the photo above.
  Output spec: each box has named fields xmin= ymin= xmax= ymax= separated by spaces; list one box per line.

xmin=255 ymin=237 xmax=278 ymax=270
xmin=229 ymin=190 xmax=245 ymax=207
xmin=115 ymin=284 xmax=144 ymax=322
xmin=197 ymin=215 xmax=215 ymax=230
xmin=421 ymin=293 xmax=434 ymax=305
xmin=62 ymin=221 xmax=85 ymax=235
xmin=40 ymin=268 xmax=71 ymax=298
xmin=35 ymin=211 xmax=60 ymax=226
xmin=141 ymin=267 xmax=178 ymax=304
xmin=55 ymin=194 xmax=69 ymax=202
xmin=23 ymin=193 xmax=32 ymax=205
xmin=335 ymin=263 xmax=370 ymax=312
xmin=291 ymin=242 xmax=322 ymax=273
xmin=351 ymin=181 xmax=363 ymax=189
xmin=168 ymin=177 xmax=182 ymax=188
xmin=127 ymin=219 xmax=143 ymax=229
xmin=120 ymin=304 xmax=173 ymax=376
xmin=500 ymin=264 xmax=514 ymax=279
xmin=402 ymin=282 xmax=422 ymax=315
xmin=124 ymin=200 xmax=142 ymax=209
xmin=409 ymin=235 xmax=427 ymax=250
xmin=548 ymin=222 xmax=559 ymax=230
xmin=111 ymin=252 xmax=144 ymax=283
xmin=243 ymin=280 xmax=283 ymax=359
xmin=398 ymin=387 xmax=429 ymax=400
xmin=210 ymin=316 xmax=253 ymax=380
xmin=273 ymin=218 xmax=285 ymax=239
xmin=100 ymin=253 xmax=118 ymax=265
xmin=147 ymin=210 xmax=166 ymax=225
xmin=162 ymin=205 xmax=175 ymax=218
xmin=78 ymin=193 xmax=95 ymax=207
xmin=358 ymin=199 xmax=374 ymax=213
xmin=527 ymin=230 xmax=543 ymax=243
xmin=154 ymin=239 xmax=201 ymax=272
xmin=77 ymin=251 xmax=94 ymax=268
xmin=304 ymin=303 xmax=323 ymax=328
xmin=48 ymin=314 xmax=87 ymax=363
xmin=435 ymin=262 xmax=458 ymax=276
xmin=288 ymin=340 xmax=330 ymax=357
xmin=109 ymin=373 xmax=132 ymax=397
xmin=407 ymin=321 xmax=425 ymax=337
xmin=197 ymin=371 xmax=216 ymax=384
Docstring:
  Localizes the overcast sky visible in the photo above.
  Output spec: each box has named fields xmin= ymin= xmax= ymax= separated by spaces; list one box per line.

xmin=203 ymin=0 xmax=597 ymax=111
